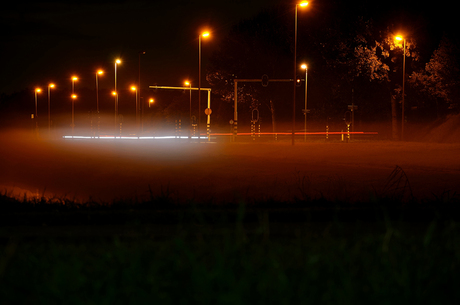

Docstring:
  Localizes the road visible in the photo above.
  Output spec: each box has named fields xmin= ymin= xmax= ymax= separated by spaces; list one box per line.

xmin=1 ymin=129 xmax=460 ymax=204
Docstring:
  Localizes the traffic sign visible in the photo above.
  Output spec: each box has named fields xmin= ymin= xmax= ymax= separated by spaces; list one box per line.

xmin=348 ymin=104 xmax=358 ymax=110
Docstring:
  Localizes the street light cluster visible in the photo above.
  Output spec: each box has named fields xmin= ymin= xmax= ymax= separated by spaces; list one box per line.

xmin=31 ymin=2 xmax=407 ymax=142
xmin=33 ymin=28 xmax=211 ymax=137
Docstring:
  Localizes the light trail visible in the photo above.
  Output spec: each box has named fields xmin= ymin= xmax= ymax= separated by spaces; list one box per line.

xmin=62 ymin=131 xmax=377 ymax=140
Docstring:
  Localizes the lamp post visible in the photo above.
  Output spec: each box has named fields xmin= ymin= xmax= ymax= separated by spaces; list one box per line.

xmin=131 ymin=86 xmax=139 ymax=131
xmin=199 ymin=31 xmax=210 ymax=139
xmin=185 ymin=80 xmax=192 ymax=119
xmin=114 ymin=59 xmax=121 ymax=126
xmin=47 ymin=83 xmax=54 ymax=136
xmin=71 ymin=77 xmax=78 ymax=135
xmin=301 ymin=64 xmax=308 ymax=142
xmin=292 ymin=1 xmax=309 ymax=146
xmin=395 ymin=35 xmax=406 ymax=141
xmin=71 ymin=94 xmax=77 ymax=135
xmin=34 ymin=88 xmax=41 ymax=132
xmin=96 ymin=70 xmax=103 ymax=113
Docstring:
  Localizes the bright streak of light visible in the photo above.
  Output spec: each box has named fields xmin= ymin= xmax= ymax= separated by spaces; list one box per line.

xmin=62 ymin=135 xmax=210 ymax=140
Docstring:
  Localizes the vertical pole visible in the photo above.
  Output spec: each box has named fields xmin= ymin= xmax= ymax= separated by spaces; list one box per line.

xmin=35 ymin=91 xmax=38 ymax=133
xmin=233 ymin=80 xmax=238 ymax=141
xmin=189 ymin=82 xmax=192 ymax=119
xmin=71 ymin=80 xmax=75 ymax=136
xmin=207 ymin=90 xmax=211 ymax=141
xmin=115 ymin=62 xmax=118 ymax=127
xmin=96 ymin=73 xmax=99 ymax=114
xmin=138 ymin=53 xmax=141 ymax=132
xmin=48 ymin=86 xmax=51 ymax=136
xmin=135 ymin=89 xmax=139 ymax=130
xmin=401 ymin=39 xmax=406 ymax=141
xmin=96 ymin=73 xmax=100 ymax=137
xmin=198 ymin=35 xmax=202 ymax=140
xmin=292 ymin=5 xmax=298 ymax=146
xmin=304 ymin=66 xmax=307 ymax=142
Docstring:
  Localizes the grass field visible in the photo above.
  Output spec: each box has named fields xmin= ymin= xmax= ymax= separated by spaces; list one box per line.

xmin=1 ymin=193 xmax=460 ymax=304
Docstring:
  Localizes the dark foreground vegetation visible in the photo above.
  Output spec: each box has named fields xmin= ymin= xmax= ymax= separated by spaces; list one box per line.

xmin=1 ymin=190 xmax=460 ymax=304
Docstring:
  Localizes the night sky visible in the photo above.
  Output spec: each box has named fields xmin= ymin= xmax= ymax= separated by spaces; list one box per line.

xmin=0 ymin=0 xmax=455 ymax=96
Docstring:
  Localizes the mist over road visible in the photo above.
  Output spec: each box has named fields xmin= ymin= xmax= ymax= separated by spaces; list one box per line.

xmin=1 ymin=129 xmax=460 ymax=203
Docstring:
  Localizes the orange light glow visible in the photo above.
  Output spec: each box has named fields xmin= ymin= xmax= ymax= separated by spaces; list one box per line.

xmin=299 ymin=1 xmax=309 ymax=7
xmin=97 ymin=70 xmax=104 ymax=75
xmin=395 ymin=35 xmax=404 ymax=41
xmin=72 ymin=76 xmax=78 ymax=81
xmin=71 ymin=94 xmax=77 ymax=99
xmin=149 ymin=98 xmax=154 ymax=104
xmin=185 ymin=81 xmax=190 ymax=86
xmin=35 ymin=88 xmax=41 ymax=93
xmin=116 ymin=59 xmax=121 ymax=64
xmin=301 ymin=64 xmax=307 ymax=70
xmin=201 ymin=32 xmax=210 ymax=38
xmin=112 ymin=91 xmax=117 ymax=96
xmin=49 ymin=84 xmax=55 ymax=88
xmin=131 ymin=86 xmax=137 ymax=91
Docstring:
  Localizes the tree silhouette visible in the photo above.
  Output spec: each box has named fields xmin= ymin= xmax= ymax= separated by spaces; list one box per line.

xmin=410 ymin=35 xmax=460 ymax=117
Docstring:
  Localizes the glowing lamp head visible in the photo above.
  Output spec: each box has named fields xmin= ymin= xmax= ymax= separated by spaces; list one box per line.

xmin=49 ymin=83 xmax=55 ymax=88
xmin=395 ymin=36 xmax=404 ymax=41
xmin=71 ymin=94 xmax=77 ymax=99
xmin=116 ymin=59 xmax=121 ymax=64
xmin=112 ymin=91 xmax=117 ymax=96
xmin=185 ymin=81 xmax=190 ymax=86
xmin=299 ymin=1 xmax=309 ymax=7
xmin=131 ymin=86 xmax=137 ymax=91
xmin=35 ymin=88 xmax=41 ymax=93
xmin=97 ymin=70 xmax=103 ymax=75
xmin=72 ymin=76 xmax=78 ymax=81
xmin=301 ymin=64 xmax=307 ymax=70
xmin=201 ymin=32 xmax=210 ymax=38
xmin=149 ymin=98 xmax=154 ymax=104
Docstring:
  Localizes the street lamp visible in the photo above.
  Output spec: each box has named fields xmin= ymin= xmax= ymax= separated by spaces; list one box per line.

xmin=114 ymin=59 xmax=121 ymax=126
xmin=149 ymin=98 xmax=154 ymax=108
xmin=96 ymin=70 xmax=103 ymax=113
xmin=70 ymin=77 xmax=78 ymax=135
xmin=199 ymin=31 xmax=210 ymax=139
xmin=34 ymin=88 xmax=41 ymax=131
xmin=395 ymin=35 xmax=406 ymax=141
xmin=301 ymin=64 xmax=308 ymax=142
xmin=185 ymin=80 xmax=192 ymax=119
xmin=48 ymin=83 xmax=55 ymax=136
xmin=71 ymin=94 xmax=77 ymax=135
xmin=131 ymin=86 xmax=139 ymax=131
xmin=292 ymin=1 xmax=309 ymax=145
xmin=71 ymin=76 xmax=78 ymax=95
